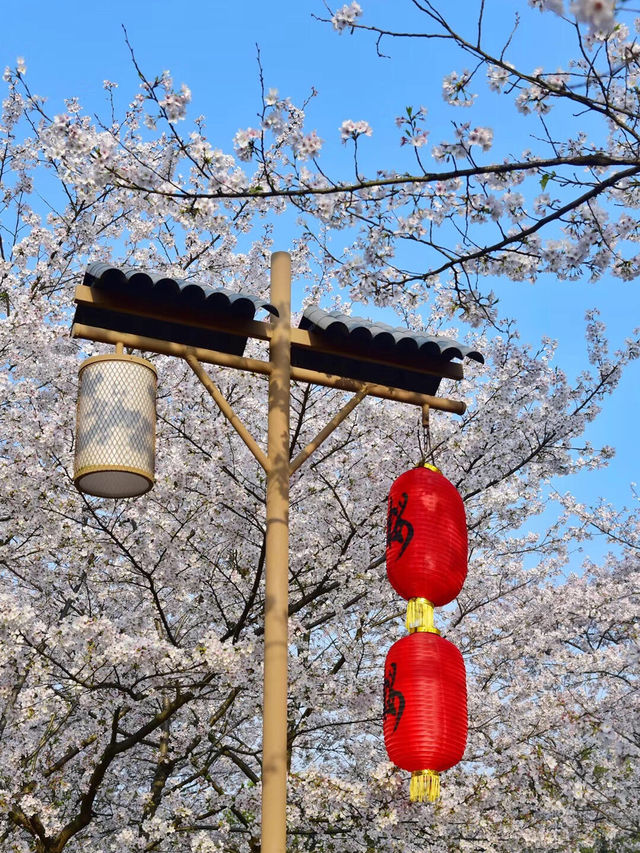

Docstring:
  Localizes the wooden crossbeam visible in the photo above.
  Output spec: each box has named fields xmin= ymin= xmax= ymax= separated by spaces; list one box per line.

xmin=71 ymin=322 xmax=467 ymax=414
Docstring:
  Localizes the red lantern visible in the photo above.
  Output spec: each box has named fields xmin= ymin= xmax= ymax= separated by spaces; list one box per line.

xmin=386 ymin=465 xmax=467 ymax=606
xmin=383 ymin=631 xmax=467 ymax=801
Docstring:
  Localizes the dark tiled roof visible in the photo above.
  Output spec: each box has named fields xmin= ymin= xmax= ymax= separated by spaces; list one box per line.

xmin=300 ymin=307 xmax=484 ymax=363
xmin=293 ymin=307 xmax=483 ymax=396
xmin=73 ymin=263 xmax=276 ymax=356
xmin=74 ymin=265 xmax=483 ymax=393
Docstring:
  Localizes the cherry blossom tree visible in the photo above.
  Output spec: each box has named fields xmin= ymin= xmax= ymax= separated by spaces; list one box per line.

xmin=1 ymin=1 xmax=639 ymax=851
xmin=8 ymin=0 xmax=637 ymax=321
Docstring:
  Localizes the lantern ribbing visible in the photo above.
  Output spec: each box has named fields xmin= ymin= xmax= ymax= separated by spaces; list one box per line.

xmin=386 ymin=466 xmax=467 ymax=606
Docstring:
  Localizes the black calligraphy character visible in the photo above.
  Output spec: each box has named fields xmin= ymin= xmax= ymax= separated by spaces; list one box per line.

xmin=387 ymin=492 xmax=414 ymax=558
xmin=383 ymin=662 xmax=405 ymax=733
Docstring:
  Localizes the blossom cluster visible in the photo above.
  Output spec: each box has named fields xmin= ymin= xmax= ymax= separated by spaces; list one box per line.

xmin=332 ymin=1 xmax=363 ymax=32
xmin=530 ymin=0 xmax=616 ymax=32
xmin=339 ymin=118 xmax=373 ymax=142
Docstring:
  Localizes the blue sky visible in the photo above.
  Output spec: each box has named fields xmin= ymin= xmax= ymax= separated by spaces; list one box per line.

xmin=4 ymin=0 xmax=639 ymax=530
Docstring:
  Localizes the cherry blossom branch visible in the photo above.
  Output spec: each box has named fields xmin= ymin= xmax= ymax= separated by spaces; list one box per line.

xmin=109 ymin=152 xmax=636 ymax=201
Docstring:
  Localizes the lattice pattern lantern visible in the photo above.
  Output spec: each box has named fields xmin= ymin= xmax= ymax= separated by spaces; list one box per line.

xmin=74 ymin=353 xmax=157 ymax=498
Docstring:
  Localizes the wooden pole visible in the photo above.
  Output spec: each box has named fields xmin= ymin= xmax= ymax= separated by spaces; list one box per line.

xmin=261 ymin=252 xmax=291 ymax=853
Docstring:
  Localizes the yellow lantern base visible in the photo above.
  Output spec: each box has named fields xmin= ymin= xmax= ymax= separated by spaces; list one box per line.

xmin=406 ymin=598 xmax=440 ymax=634
xmin=410 ymin=769 xmax=440 ymax=803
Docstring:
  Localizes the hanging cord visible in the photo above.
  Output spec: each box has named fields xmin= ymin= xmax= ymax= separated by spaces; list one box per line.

xmin=420 ymin=403 xmax=437 ymax=469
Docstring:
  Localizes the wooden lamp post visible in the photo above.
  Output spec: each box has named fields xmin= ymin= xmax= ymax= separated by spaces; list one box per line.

xmin=70 ymin=251 xmax=482 ymax=853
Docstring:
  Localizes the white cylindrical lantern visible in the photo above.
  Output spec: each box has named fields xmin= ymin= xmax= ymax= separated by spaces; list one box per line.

xmin=74 ymin=353 xmax=157 ymax=498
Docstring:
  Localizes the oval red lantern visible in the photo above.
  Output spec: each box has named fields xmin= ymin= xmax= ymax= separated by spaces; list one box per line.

xmin=386 ymin=465 xmax=467 ymax=606
xmin=383 ymin=631 xmax=467 ymax=801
